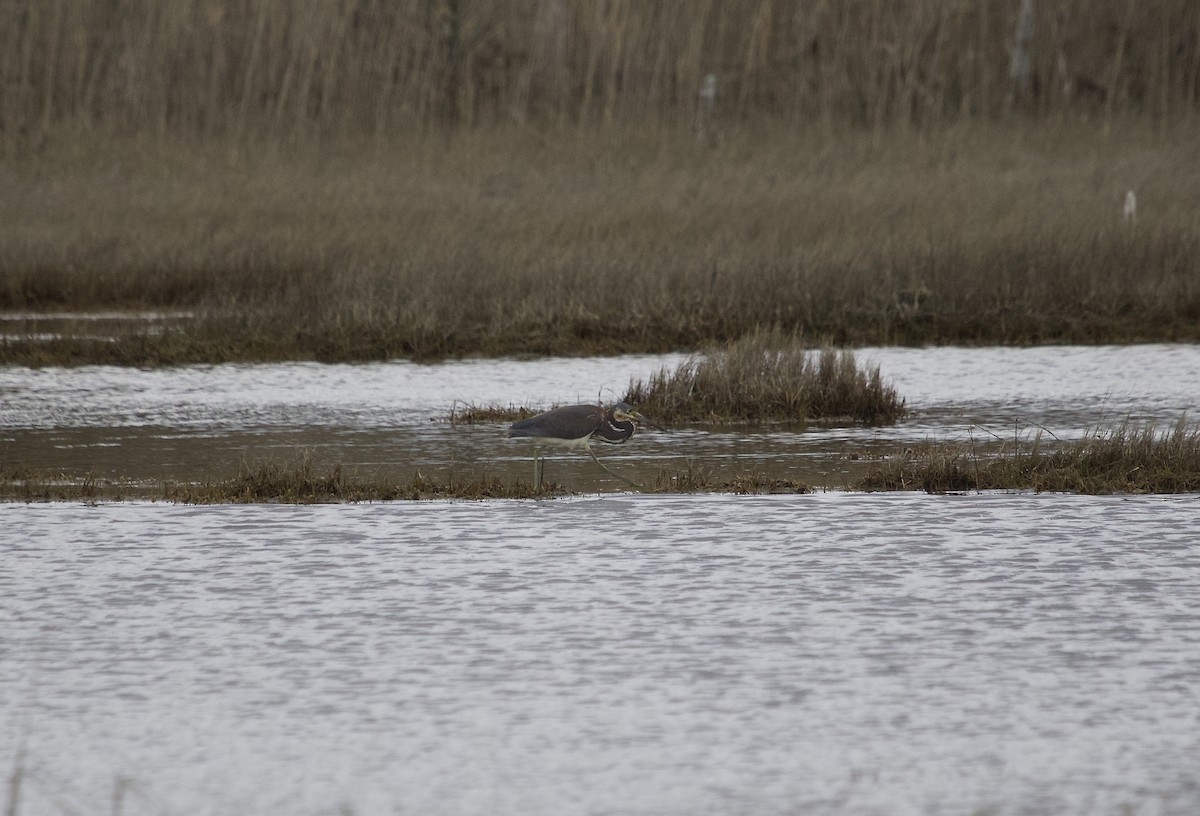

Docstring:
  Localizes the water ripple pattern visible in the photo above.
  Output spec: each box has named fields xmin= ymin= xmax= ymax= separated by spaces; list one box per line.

xmin=3 ymin=493 xmax=1199 ymax=816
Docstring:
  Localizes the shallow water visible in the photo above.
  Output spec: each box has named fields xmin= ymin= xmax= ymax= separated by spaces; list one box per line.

xmin=2 ymin=345 xmax=1198 ymax=489
xmin=3 ymin=492 xmax=1200 ymax=816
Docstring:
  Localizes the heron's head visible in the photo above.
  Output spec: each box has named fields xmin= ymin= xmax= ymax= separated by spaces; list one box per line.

xmin=611 ymin=402 xmax=665 ymax=432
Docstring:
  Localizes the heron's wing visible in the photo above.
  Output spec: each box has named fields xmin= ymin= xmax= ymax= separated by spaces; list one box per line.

xmin=508 ymin=404 xmax=602 ymax=440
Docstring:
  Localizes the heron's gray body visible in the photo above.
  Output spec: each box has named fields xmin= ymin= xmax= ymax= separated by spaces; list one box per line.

xmin=508 ymin=403 xmax=636 ymax=447
xmin=507 ymin=402 xmax=656 ymax=489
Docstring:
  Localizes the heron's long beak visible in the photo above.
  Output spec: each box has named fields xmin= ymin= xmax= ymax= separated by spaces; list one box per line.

xmin=630 ymin=411 xmax=666 ymax=433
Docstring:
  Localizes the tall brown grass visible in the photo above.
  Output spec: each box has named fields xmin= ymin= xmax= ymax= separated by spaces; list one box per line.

xmin=2 ymin=0 xmax=1198 ymax=154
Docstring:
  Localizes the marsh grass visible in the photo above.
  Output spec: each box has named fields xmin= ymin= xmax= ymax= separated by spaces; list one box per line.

xmin=448 ymin=402 xmax=543 ymax=425
xmin=0 ymin=457 xmax=557 ymax=502
xmin=0 ymin=464 xmax=114 ymax=502
xmin=164 ymin=453 xmax=553 ymax=502
xmin=444 ymin=330 xmax=903 ymax=425
xmin=3 ymin=1 xmax=1200 ymax=364
xmin=3 ymin=123 xmax=1200 ymax=365
xmin=1 ymin=455 xmax=815 ymax=502
xmin=624 ymin=329 xmax=905 ymax=425
xmin=857 ymin=420 xmax=1200 ymax=494
xmin=654 ymin=461 xmax=813 ymax=495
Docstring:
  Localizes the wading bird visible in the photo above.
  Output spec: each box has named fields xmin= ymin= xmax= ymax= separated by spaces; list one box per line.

xmin=508 ymin=402 xmax=662 ymax=491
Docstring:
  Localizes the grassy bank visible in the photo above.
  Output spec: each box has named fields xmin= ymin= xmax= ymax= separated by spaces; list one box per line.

xmin=0 ymin=456 xmax=812 ymax=502
xmin=3 ymin=121 xmax=1199 ymax=365
xmin=856 ymin=421 xmax=1200 ymax=494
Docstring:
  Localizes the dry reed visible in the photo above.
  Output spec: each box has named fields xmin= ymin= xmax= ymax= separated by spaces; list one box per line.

xmin=2 ymin=0 xmax=1198 ymax=153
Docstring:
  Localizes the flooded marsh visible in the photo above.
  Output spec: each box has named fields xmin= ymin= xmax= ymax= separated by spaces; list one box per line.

xmin=4 ymin=344 xmax=1200 ymax=814
xmin=3 ymin=344 xmax=1198 ymax=494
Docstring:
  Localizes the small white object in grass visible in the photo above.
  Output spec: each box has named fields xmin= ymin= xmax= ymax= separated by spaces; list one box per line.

xmin=1123 ymin=190 xmax=1137 ymax=223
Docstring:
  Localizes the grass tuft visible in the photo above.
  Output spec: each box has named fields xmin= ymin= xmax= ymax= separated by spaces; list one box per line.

xmin=856 ymin=420 xmax=1200 ymax=494
xmin=623 ymin=328 xmax=905 ymax=425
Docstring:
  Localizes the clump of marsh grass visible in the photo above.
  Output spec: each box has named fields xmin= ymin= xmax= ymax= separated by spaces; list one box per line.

xmin=857 ymin=420 xmax=1200 ymax=494
xmin=623 ymin=329 xmax=905 ymax=425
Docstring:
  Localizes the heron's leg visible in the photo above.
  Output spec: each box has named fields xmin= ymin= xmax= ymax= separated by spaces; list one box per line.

xmin=585 ymin=445 xmax=648 ymax=492
xmin=534 ymin=448 xmax=544 ymax=491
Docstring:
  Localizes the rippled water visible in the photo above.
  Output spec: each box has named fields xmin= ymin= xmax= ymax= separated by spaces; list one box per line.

xmin=4 ymin=493 xmax=1200 ymax=816
xmin=2 ymin=345 xmax=1198 ymax=490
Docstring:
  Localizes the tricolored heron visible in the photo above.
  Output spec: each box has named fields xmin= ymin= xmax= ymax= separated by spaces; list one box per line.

xmin=508 ymin=402 xmax=662 ymax=490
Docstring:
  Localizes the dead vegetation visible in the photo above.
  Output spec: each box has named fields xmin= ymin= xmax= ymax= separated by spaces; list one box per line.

xmin=2 ymin=0 xmax=1196 ymax=144
xmin=624 ymin=329 xmax=905 ymax=425
xmin=856 ymin=420 xmax=1200 ymax=494
xmin=3 ymin=122 xmax=1198 ymax=365
xmin=0 ymin=455 xmax=813 ymax=502
xmin=2 ymin=2 xmax=1199 ymax=364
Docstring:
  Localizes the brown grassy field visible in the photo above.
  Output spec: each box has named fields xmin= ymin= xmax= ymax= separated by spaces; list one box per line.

xmin=2 ymin=1 xmax=1199 ymax=365
xmin=3 ymin=120 xmax=1198 ymax=365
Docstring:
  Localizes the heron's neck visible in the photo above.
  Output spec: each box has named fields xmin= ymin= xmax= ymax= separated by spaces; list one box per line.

xmin=594 ymin=416 xmax=634 ymax=443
